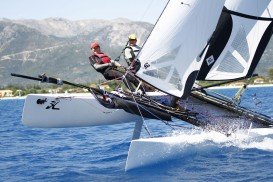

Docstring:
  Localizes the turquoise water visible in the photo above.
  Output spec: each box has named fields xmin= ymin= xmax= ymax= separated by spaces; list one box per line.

xmin=1 ymin=87 xmax=273 ymax=181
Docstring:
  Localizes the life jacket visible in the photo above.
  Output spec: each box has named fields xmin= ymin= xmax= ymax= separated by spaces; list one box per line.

xmin=89 ymin=54 xmax=111 ymax=74
xmin=94 ymin=52 xmax=111 ymax=64
xmin=124 ymin=45 xmax=140 ymax=61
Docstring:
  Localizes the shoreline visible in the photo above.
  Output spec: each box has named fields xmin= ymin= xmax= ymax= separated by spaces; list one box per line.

xmin=208 ymin=84 xmax=273 ymax=90
xmin=1 ymin=84 xmax=273 ymax=100
xmin=0 ymin=96 xmax=26 ymax=100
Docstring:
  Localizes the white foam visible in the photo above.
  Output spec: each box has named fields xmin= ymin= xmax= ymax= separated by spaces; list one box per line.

xmin=238 ymin=138 xmax=273 ymax=151
xmin=167 ymin=128 xmax=273 ymax=152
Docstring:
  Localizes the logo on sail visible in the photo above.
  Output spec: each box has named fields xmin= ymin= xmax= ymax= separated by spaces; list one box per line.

xmin=206 ymin=55 xmax=215 ymax=66
xmin=144 ymin=63 xmax=150 ymax=69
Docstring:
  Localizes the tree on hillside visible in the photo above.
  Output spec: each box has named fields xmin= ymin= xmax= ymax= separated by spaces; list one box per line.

xmin=268 ymin=67 xmax=273 ymax=79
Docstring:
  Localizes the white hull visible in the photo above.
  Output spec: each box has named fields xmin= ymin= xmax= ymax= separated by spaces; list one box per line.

xmin=125 ymin=128 xmax=273 ymax=171
xmin=22 ymin=93 xmax=140 ymax=128
xmin=22 ymin=92 xmax=173 ymax=128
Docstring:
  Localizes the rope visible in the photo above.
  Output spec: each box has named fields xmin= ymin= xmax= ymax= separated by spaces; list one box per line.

xmin=252 ymin=93 xmax=262 ymax=108
xmin=79 ymin=95 xmax=117 ymax=114
xmin=99 ymin=68 xmax=177 ymax=134
xmin=123 ymin=75 xmax=176 ymax=130
xmin=121 ymin=69 xmax=183 ymax=131
xmin=209 ymin=90 xmax=234 ymax=103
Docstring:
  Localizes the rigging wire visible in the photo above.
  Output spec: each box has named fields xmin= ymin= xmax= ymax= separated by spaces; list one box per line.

xmin=137 ymin=0 xmax=156 ymax=22
xmin=121 ymin=72 xmax=185 ymax=134
xmin=239 ymin=1 xmax=263 ymax=108
xmin=123 ymin=76 xmax=153 ymax=137
xmin=122 ymin=68 xmax=177 ymax=129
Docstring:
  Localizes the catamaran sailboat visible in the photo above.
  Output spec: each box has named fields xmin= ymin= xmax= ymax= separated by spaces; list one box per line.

xmin=12 ymin=0 xmax=273 ymax=170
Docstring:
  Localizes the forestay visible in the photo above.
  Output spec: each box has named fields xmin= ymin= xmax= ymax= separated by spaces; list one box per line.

xmin=197 ymin=0 xmax=273 ymax=81
xmin=136 ymin=0 xmax=225 ymax=98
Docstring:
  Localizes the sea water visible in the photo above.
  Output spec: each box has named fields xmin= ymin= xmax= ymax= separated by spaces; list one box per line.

xmin=1 ymin=87 xmax=273 ymax=181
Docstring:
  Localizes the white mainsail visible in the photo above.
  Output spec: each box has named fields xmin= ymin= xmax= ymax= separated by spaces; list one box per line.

xmin=198 ymin=0 xmax=273 ymax=81
xmin=136 ymin=0 xmax=225 ymax=98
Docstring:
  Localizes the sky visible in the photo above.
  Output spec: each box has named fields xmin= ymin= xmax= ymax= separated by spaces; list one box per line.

xmin=0 ymin=0 xmax=168 ymax=24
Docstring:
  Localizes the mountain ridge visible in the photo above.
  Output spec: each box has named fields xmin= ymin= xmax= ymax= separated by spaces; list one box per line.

xmin=0 ymin=18 xmax=153 ymax=87
xmin=0 ymin=18 xmax=273 ymax=87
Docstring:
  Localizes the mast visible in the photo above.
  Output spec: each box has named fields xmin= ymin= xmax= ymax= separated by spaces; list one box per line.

xmin=135 ymin=0 xmax=225 ymax=98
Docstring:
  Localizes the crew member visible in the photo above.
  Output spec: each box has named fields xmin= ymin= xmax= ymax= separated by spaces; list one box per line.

xmin=89 ymin=41 xmax=143 ymax=92
xmin=89 ymin=42 xmax=123 ymax=80
xmin=124 ymin=34 xmax=141 ymax=73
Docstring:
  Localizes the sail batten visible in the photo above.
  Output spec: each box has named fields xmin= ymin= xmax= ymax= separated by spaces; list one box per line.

xmin=223 ymin=9 xmax=273 ymax=21
xmin=136 ymin=0 xmax=225 ymax=98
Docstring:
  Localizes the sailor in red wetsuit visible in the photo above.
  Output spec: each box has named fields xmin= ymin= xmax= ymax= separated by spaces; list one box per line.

xmin=89 ymin=42 xmax=123 ymax=80
xmin=89 ymin=41 xmax=145 ymax=93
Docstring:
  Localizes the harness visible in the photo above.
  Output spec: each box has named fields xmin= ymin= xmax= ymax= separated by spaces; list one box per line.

xmin=124 ymin=46 xmax=140 ymax=59
xmin=124 ymin=46 xmax=140 ymax=67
